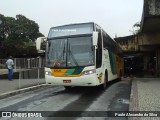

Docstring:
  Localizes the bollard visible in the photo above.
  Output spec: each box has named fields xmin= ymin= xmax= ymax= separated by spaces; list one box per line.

xmin=19 ymin=71 xmax=21 ymax=89
xmin=38 ymin=68 xmax=40 ymax=85
xmin=14 ymin=58 xmax=17 ymax=72
xmin=27 ymin=59 xmax=30 ymax=69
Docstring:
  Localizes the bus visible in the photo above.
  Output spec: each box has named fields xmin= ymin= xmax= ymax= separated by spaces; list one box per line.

xmin=36 ymin=22 xmax=124 ymax=90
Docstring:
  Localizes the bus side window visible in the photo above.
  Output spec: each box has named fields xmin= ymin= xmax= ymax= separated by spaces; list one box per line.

xmin=102 ymin=31 xmax=112 ymax=50
xmin=103 ymin=32 xmax=109 ymax=49
xmin=96 ymin=29 xmax=102 ymax=68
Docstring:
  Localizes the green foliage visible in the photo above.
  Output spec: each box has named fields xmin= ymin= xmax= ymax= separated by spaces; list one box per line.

xmin=0 ymin=14 xmax=44 ymax=58
xmin=133 ymin=22 xmax=141 ymax=34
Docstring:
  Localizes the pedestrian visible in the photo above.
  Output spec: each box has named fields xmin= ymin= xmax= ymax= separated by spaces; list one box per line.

xmin=6 ymin=56 xmax=14 ymax=81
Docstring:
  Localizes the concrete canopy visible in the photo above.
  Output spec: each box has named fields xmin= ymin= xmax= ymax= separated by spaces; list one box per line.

xmin=141 ymin=0 xmax=160 ymax=33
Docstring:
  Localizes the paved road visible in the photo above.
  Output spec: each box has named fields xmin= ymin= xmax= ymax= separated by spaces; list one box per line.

xmin=0 ymin=79 xmax=131 ymax=120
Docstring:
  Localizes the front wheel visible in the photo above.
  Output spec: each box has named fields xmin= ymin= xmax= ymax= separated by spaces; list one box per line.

xmin=100 ymin=72 xmax=108 ymax=90
xmin=64 ymin=86 xmax=72 ymax=90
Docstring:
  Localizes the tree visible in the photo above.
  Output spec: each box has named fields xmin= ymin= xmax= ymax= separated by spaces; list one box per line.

xmin=133 ymin=22 xmax=141 ymax=35
xmin=0 ymin=14 xmax=44 ymax=58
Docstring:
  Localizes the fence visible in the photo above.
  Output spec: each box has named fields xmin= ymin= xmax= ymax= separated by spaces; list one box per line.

xmin=0 ymin=57 xmax=46 ymax=92
xmin=0 ymin=57 xmax=45 ymax=69
xmin=18 ymin=68 xmax=45 ymax=89
xmin=0 ymin=68 xmax=46 ymax=94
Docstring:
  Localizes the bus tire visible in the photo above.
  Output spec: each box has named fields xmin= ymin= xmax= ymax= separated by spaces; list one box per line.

xmin=100 ymin=71 xmax=108 ymax=90
xmin=118 ymin=70 xmax=122 ymax=81
xmin=64 ymin=86 xmax=72 ymax=90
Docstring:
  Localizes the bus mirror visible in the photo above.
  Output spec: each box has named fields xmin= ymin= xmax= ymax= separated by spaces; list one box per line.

xmin=36 ymin=37 xmax=47 ymax=53
xmin=92 ymin=45 xmax=98 ymax=50
xmin=92 ymin=32 xmax=98 ymax=46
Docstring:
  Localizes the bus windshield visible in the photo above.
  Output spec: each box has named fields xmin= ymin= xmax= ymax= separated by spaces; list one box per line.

xmin=46 ymin=36 xmax=94 ymax=68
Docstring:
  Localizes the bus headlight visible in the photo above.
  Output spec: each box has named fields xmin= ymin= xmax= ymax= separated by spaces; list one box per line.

xmin=82 ymin=69 xmax=96 ymax=75
xmin=45 ymin=71 xmax=53 ymax=76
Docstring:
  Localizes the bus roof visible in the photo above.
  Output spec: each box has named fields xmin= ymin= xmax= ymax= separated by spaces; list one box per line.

xmin=50 ymin=22 xmax=95 ymax=29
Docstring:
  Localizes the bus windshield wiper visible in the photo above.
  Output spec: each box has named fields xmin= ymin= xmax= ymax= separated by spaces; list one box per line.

xmin=62 ymin=43 xmax=65 ymax=60
xmin=46 ymin=41 xmax=51 ymax=64
xmin=68 ymin=44 xmax=79 ymax=67
xmin=53 ymin=43 xmax=66 ymax=67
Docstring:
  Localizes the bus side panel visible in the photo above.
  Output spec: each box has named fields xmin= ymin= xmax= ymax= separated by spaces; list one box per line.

xmin=102 ymin=50 xmax=117 ymax=82
xmin=115 ymin=55 xmax=124 ymax=78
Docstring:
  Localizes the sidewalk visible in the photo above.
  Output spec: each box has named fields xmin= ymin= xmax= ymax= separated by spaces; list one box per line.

xmin=129 ymin=77 xmax=160 ymax=119
xmin=0 ymin=68 xmax=46 ymax=98
xmin=0 ymin=78 xmax=47 ymax=99
xmin=0 ymin=78 xmax=46 ymax=94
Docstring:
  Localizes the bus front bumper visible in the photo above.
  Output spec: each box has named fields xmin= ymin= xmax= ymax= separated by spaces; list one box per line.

xmin=45 ymin=74 xmax=99 ymax=86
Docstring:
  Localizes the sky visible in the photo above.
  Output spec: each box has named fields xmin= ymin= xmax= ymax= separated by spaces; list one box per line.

xmin=0 ymin=0 xmax=143 ymax=38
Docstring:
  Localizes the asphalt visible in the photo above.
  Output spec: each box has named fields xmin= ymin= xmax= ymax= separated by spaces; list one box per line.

xmin=0 ymin=71 xmax=160 ymax=119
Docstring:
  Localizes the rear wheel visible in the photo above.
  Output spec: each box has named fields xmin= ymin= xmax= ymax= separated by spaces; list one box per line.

xmin=118 ymin=70 xmax=122 ymax=81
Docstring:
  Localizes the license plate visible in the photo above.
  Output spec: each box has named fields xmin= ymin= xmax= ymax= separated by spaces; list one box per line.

xmin=63 ymin=80 xmax=71 ymax=83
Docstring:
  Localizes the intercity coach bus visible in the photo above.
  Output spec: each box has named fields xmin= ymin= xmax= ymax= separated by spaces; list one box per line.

xmin=36 ymin=22 xmax=124 ymax=90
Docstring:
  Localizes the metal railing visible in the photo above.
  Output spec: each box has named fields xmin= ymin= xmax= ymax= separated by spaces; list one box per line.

xmin=0 ymin=68 xmax=46 ymax=93
xmin=0 ymin=57 xmax=45 ymax=69
xmin=18 ymin=68 xmax=45 ymax=89
xmin=0 ymin=57 xmax=46 ymax=93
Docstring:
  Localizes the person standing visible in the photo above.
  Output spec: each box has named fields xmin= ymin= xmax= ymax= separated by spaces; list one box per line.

xmin=6 ymin=56 xmax=14 ymax=81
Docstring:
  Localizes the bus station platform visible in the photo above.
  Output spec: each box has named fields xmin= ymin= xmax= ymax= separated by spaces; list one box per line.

xmin=0 ymin=68 xmax=46 ymax=99
xmin=129 ymin=77 xmax=160 ymax=120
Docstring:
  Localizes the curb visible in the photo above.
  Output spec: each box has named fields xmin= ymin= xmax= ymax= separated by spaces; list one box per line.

xmin=0 ymin=84 xmax=50 ymax=99
xmin=129 ymin=78 xmax=139 ymax=111
xmin=129 ymin=77 xmax=134 ymax=111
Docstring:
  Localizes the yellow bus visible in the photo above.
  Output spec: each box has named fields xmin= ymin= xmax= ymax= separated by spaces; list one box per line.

xmin=36 ymin=22 xmax=123 ymax=90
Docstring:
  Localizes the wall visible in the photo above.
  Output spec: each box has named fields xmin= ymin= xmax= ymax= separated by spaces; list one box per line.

xmin=138 ymin=32 xmax=160 ymax=46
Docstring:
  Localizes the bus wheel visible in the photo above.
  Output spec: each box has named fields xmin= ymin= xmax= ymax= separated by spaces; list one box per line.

xmin=100 ymin=72 xmax=108 ymax=90
xmin=64 ymin=86 xmax=72 ymax=90
xmin=118 ymin=71 xmax=122 ymax=81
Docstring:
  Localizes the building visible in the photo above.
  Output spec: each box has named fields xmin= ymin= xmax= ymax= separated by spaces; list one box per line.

xmin=115 ymin=0 xmax=160 ymax=77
